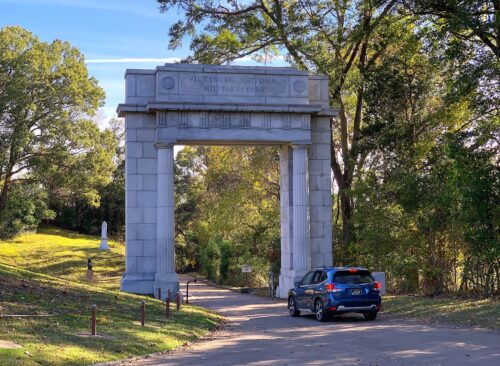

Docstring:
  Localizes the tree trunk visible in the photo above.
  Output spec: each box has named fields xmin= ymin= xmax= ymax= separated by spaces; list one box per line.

xmin=0 ymin=175 xmax=11 ymax=214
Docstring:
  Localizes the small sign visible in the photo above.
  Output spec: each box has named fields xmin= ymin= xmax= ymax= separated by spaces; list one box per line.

xmin=241 ymin=265 xmax=252 ymax=273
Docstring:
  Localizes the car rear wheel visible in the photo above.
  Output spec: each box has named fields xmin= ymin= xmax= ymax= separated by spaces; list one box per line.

xmin=288 ymin=297 xmax=300 ymax=317
xmin=315 ymin=299 xmax=328 ymax=322
xmin=363 ymin=311 xmax=377 ymax=321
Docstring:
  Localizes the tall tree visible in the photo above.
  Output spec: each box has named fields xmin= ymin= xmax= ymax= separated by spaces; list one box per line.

xmin=403 ymin=0 xmax=499 ymax=58
xmin=157 ymin=0 xmax=400 ymax=250
xmin=0 ymin=26 xmax=111 ymax=236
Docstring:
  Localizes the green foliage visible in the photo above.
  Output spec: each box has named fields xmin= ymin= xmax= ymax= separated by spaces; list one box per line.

xmin=219 ymin=239 xmax=233 ymax=283
xmin=158 ymin=2 xmax=499 ymax=296
xmin=175 ymin=146 xmax=279 ymax=287
xmin=49 ymin=119 xmax=125 ymax=238
xmin=200 ymin=239 xmax=222 ymax=282
xmin=0 ymin=26 xmax=115 ymax=238
xmin=0 ymin=183 xmax=55 ymax=239
xmin=349 ymin=131 xmax=499 ymax=296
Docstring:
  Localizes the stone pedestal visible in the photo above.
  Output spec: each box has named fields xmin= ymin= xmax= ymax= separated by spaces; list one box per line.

xmin=99 ymin=221 xmax=110 ymax=250
xmin=99 ymin=237 xmax=109 ymax=250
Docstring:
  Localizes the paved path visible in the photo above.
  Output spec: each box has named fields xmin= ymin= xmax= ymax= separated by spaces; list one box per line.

xmin=123 ymin=275 xmax=500 ymax=366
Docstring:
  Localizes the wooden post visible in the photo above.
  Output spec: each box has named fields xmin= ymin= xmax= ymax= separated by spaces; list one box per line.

xmin=176 ymin=292 xmax=180 ymax=311
xmin=157 ymin=288 xmax=161 ymax=300
xmin=140 ymin=301 xmax=145 ymax=326
xmin=166 ymin=289 xmax=170 ymax=318
xmin=91 ymin=304 xmax=97 ymax=335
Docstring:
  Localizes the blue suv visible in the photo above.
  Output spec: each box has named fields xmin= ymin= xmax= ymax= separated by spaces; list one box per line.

xmin=288 ymin=267 xmax=382 ymax=322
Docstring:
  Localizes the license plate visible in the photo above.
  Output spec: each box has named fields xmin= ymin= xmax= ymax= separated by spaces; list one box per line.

xmin=352 ymin=289 xmax=362 ymax=295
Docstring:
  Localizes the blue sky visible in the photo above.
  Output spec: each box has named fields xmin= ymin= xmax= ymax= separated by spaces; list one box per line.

xmin=0 ymin=0 xmax=286 ymax=124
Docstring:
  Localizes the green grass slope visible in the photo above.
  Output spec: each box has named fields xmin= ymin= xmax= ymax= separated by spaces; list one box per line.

xmin=0 ymin=226 xmax=125 ymax=291
xmin=0 ymin=227 xmax=221 ymax=366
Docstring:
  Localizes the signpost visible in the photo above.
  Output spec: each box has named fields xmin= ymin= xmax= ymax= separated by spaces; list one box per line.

xmin=241 ymin=264 xmax=252 ymax=293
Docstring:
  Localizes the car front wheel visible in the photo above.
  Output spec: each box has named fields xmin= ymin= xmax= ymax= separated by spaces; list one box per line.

xmin=315 ymin=299 xmax=328 ymax=322
xmin=288 ymin=296 xmax=300 ymax=317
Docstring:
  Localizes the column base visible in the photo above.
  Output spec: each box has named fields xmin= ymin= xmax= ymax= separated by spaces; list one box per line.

xmin=276 ymin=269 xmax=309 ymax=298
xmin=154 ymin=273 xmax=180 ymax=300
xmin=121 ymin=273 xmax=154 ymax=294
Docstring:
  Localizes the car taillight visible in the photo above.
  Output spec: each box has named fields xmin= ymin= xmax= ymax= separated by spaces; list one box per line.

xmin=373 ymin=281 xmax=381 ymax=291
xmin=326 ymin=283 xmax=340 ymax=293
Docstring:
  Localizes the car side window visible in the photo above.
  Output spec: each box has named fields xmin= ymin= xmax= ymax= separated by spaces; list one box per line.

xmin=311 ymin=271 xmax=322 ymax=284
xmin=300 ymin=271 xmax=315 ymax=286
xmin=320 ymin=271 xmax=328 ymax=283
xmin=311 ymin=271 xmax=327 ymax=284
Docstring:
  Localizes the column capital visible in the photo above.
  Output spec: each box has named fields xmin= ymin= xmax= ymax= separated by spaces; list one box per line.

xmin=290 ymin=143 xmax=310 ymax=150
xmin=155 ymin=141 xmax=175 ymax=149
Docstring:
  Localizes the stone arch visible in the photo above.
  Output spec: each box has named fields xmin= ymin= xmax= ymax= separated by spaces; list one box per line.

xmin=118 ymin=64 xmax=335 ymax=299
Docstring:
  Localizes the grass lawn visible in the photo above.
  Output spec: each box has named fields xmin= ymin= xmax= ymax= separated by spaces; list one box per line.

xmin=0 ymin=226 xmax=125 ymax=291
xmin=382 ymin=295 xmax=500 ymax=329
xmin=0 ymin=227 xmax=221 ymax=366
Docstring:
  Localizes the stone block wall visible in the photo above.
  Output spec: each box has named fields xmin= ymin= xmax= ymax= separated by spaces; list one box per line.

xmin=122 ymin=112 xmax=158 ymax=294
xmin=308 ymin=116 xmax=333 ymax=267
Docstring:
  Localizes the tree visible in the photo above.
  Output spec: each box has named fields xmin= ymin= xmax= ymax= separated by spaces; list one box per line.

xmin=174 ymin=146 xmax=280 ymax=285
xmin=0 ymin=26 xmax=111 ymax=237
xmin=403 ymin=1 xmax=499 ymax=58
xmin=157 ymin=0 xmax=403 ymax=250
xmin=49 ymin=118 xmax=124 ymax=237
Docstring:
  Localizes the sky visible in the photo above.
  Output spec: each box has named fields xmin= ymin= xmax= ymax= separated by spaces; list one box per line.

xmin=0 ymin=0 xmax=286 ymax=125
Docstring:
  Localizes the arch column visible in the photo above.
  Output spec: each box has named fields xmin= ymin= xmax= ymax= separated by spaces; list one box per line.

xmin=154 ymin=142 xmax=179 ymax=299
xmin=276 ymin=144 xmax=311 ymax=297
xmin=291 ymin=144 xmax=311 ymax=279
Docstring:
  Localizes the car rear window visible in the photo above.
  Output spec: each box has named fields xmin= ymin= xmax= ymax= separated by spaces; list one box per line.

xmin=333 ymin=270 xmax=374 ymax=284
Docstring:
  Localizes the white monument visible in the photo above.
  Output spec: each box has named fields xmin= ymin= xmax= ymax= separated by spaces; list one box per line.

xmin=99 ymin=221 xmax=110 ymax=250
xmin=118 ymin=64 xmax=335 ymax=299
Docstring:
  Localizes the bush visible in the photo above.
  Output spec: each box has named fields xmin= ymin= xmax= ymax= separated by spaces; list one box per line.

xmin=200 ymin=240 xmax=221 ymax=282
xmin=0 ymin=183 xmax=55 ymax=239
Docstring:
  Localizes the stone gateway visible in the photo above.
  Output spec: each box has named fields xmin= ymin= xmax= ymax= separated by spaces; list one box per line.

xmin=118 ymin=64 xmax=335 ymax=299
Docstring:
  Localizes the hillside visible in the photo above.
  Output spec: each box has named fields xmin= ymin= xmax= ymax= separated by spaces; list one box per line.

xmin=0 ymin=227 xmax=220 ymax=366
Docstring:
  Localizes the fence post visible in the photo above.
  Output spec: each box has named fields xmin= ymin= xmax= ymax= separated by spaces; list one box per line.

xmin=140 ymin=300 xmax=145 ymax=327
xmin=157 ymin=287 xmax=161 ymax=300
xmin=269 ymin=271 xmax=275 ymax=299
xmin=176 ymin=292 xmax=181 ymax=311
xmin=166 ymin=289 xmax=170 ymax=318
xmin=91 ymin=304 xmax=97 ymax=335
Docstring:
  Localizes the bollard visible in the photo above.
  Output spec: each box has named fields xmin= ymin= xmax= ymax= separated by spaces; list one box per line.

xmin=269 ymin=271 xmax=275 ymax=299
xmin=176 ymin=292 xmax=180 ymax=311
xmin=91 ymin=304 xmax=97 ymax=335
xmin=157 ymin=287 xmax=161 ymax=300
xmin=166 ymin=289 xmax=170 ymax=318
xmin=186 ymin=278 xmax=197 ymax=304
xmin=87 ymin=258 xmax=94 ymax=281
xmin=140 ymin=300 xmax=145 ymax=326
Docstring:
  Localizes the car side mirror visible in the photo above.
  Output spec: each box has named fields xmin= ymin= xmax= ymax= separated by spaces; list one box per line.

xmin=294 ymin=281 xmax=301 ymax=288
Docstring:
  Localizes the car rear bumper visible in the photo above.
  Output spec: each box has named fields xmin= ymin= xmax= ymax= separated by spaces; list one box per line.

xmin=336 ymin=304 xmax=378 ymax=312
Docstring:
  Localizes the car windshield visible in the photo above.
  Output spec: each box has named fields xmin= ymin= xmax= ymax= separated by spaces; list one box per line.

xmin=333 ymin=270 xmax=373 ymax=284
